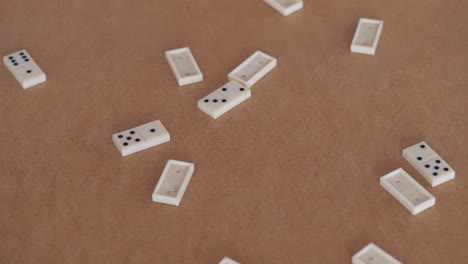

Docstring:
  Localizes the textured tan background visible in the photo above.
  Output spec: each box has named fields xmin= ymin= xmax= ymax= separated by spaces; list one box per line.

xmin=1 ymin=0 xmax=467 ymax=263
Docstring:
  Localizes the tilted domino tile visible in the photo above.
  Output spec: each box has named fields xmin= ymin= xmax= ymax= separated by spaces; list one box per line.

xmin=263 ymin=0 xmax=303 ymax=16
xmin=198 ymin=80 xmax=251 ymax=119
xmin=380 ymin=168 xmax=435 ymax=215
xmin=403 ymin=141 xmax=455 ymax=187
xmin=351 ymin=18 xmax=384 ymax=55
xmin=217 ymin=80 xmax=251 ymax=104
xmin=352 ymin=243 xmax=401 ymax=264
xmin=219 ymin=257 xmax=240 ymax=264
xmin=402 ymin=141 xmax=438 ymax=163
xmin=165 ymin=47 xmax=203 ymax=86
xmin=152 ymin=160 xmax=194 ymax=206
xmin=228 ymin=50 xmax=277 ymax=88
xmin=3 ymin=49 xmax=46 ymax=89
xmin=112 ymin=120 xmax=170 ymax=156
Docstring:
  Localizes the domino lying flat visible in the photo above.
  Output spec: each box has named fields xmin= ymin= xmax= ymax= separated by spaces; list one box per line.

xmin=263 ymin=0 xmax=303 ymax=16
xmin=3 ymin=49 xmax=46 ymax=89
xmin=152 ymin=160 xmax=194 ymax=206
xmin=198 ymin=80 xmax=251 ymax=119
xmin=403 ymin=141 xmax=455 ymax=187
xmin=112 ymin=120 xmax=170 ymax=156
xmin=228 ymin=50 xmax=277 ymax=88
xmin=351 ymin=18 xmax=384 ymax=55
xmin=219 ymin=257 xmax=239 ymax=264
xmin=165 ymin=47 xmax=203 ymax=86
xmin=380 ymin=168 xmax=435 ymax=215
xmin=352 ymin=243 xmax=401 ymax=264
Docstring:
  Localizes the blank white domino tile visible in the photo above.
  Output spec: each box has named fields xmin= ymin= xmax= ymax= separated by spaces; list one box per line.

xmin=351 ymin=18 xmax=384 ymax=55
xmin=219 ymin=257 xmax=239 ymax=264
xmin=112 ymin=120 xmax=170 ymax=157
xmin=263 ymin=0 xmax=303 ymax=16
xmin=228 ymin=50 xmax=277 ymax=88
xmin=3 ymin=49 xmax=46 ymax=89
xmin=403 ymin=141 xmax=455 ymax=187
xmin=352 ymin=243 xmax=401 ymax=264
xmin=165 ymin=47 xmax=203 ymax=86
xmin=380 ymin=168 xmax=435 ymax=215
xmin=152 ymin=160 xmax=195 ymax=206
xmin=198 ymin=80 xmax=251 ymax=119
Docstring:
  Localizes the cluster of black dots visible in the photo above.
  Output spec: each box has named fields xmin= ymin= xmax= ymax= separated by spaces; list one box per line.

xmin=417 ymin=144 xmax=449 ymax=176
xmin=425 ymin=159 xmax=449 ymax=176
xmin=8 ymin=52 xmax=30 ymax=67
xmin=222 ymin=86 xmax=245 ymax=92
xmin=118 ymin=130 xmax=141 ymax=146
xmin=202 ymin=86 xmax=246 ymax=103
xmin=416 ymin=144 xmax=427 ymax=161
xmin=204 ymin=98 xmax=227 ymax=103
xmin=118 ymin=128 xmax=157 ymax=147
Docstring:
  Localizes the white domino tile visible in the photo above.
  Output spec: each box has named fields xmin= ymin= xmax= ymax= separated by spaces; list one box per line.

xmin=165 ymin=47 xmax=203 ymax=86
xmin=351 ymin=18 xmax=384 ymax=55
xmin=263 ymin=0 xmax=303 ymax=16
xmin=112 ymin=120 xmax=170 ymax=157
xmin=152 ymin=160 xmax=195 ymax=206
xmin=380 ymin=168 xmax=435 ymax=215
xmin=228 ymin=50 xmax=277 ymax=88
xmin=352 ymin=243 xmax=401 ymax=264
xmin=219 ymin=257 xmax=240 ymax=264
xmin=198 ymin=80 xmax=251 ymax=119
xmin=3 ymin=49 xmax=46 ymax=89
xmin=403 ymin=141 xmax=455 ymax=187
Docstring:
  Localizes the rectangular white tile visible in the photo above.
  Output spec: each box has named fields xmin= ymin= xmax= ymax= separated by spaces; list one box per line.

xmin=263 ymin=0 xmax=303 ymax=16
xmin=380 ymin=168 xmax=435 ymax=215
xmin=198 ymin=80 xmax=251 ymax=119
xmin=228 ymin=50 xmax=276 ymax=88
xmin=219 ymin=257 xmax=240 ymax=264
xmin=351 ymin=18 xmax=384 ymax=55
xmin=165 ymin=47 xmax=203 ymax=86
xmin=3 ymin=49 xmax=46 ymax=89
xmin=403 ymin=141 xmax=455 ymax=187
xmin=112 ymin=120 xmax=170 ymax=157
xmin=152 ymin=160 xmax=195 ymax=206
xmin=352 ymin=243 xmax=401 ymax=264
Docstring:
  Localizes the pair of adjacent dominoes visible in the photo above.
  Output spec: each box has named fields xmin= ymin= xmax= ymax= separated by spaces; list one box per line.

xmin=3 ymin=49 xmax=46 ymax=89
xmin=263 ymin=0 xmax=303 ymax=16
xmin=219 ymin=257 xmax=239 ymax=264
xmin=351 ymin=18 xmax=384 ymax=55
xmin=112 ymin=122 xmax=194 ymax=206
xmin=380 ymin=141 xmax=456 ymax=215
xmin=165 ymin=47 xmax=277 ymax=119
xmin=197 ymin=50 xmax=277 ymax=119
xmin=353 ymin=243 xmax=401 ymax=264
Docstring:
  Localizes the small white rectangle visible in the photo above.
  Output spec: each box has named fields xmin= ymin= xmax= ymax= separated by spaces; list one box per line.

xmin=351 ymin=18 xmax=384 ymax=55
xmin=228 ymin=50 xmax=277 ymax=88
xmin=380 ymin=168 xmax=435 ymax=215
xmin=112 ymin=120 xmax=170 ymax=157
xmin=152 ymin=160 xmax=195 ymax=206
xmin=165 ymin=47 xmax=203 ymax=86
xmin=219 ymin=257 xmax=240 ymax=264
xmin=198 ymin=80 xmax=251 ymax=119
xmin=402 ymin=141 xmax=455 ymax=187
xmin=263 ymin=0 xmax=303 ymax=16
xmin=3 ymin=49 xmax=46 ymax=89
xmin=352 ymin=243 xmax=401 ymax=264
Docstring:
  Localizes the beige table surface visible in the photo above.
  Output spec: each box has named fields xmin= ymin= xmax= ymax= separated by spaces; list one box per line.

xmin=1 ymin=0 xmax=467 ymax=263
